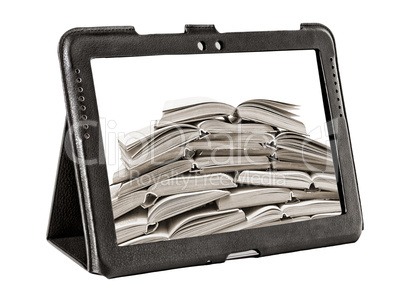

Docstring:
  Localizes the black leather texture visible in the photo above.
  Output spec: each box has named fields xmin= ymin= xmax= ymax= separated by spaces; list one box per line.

xmin=48 ymin=23 xmax=363 ymax=278
xmin=47 ymin=121 xmax=87 ymax=269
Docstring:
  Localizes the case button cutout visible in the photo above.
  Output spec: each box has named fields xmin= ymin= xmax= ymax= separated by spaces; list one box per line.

xmin=184 ymin=24 xmax=219 ymax=34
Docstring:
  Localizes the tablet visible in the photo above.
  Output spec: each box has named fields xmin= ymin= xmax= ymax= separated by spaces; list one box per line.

xmin=48 ymin=24 xmax=363 ymax=278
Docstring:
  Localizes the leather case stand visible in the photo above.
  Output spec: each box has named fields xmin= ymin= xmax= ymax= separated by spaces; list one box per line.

xmin=47 ymin=23 xmax=363 ymax=278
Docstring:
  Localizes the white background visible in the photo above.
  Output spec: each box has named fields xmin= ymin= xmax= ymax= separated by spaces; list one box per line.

xmin=1 ymin=1 xmax=401 ymax=301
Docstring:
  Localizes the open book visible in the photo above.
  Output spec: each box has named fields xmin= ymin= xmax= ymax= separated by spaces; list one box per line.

xmin=185 ymin=135 xmax=276 ymax=156
xmin=236 ymin=170 xmax=338 ymax=191
xmin=109 ymin=97 xmax=342 ymax=246
xmin=218 ymin=199 xmax=342 ymax=233
xmin=113 ymin=159 xmax=193 ymax=190
xmin=143 ymin=173 xmax=237 ymax=208
xmin=274 ymin=132 xmax=332 ymax=166
xmin=192 ymin=155 xmax=270 ymax=174
xmin=157 ymin=98 xmax=306 ymax=134
xmin=116 ymin=98 xmax=332 ymax=179
xmin=216 ymin=187 xmax=291 ymax=210
xmin=215 ymin=186 xmax=339 ymax=211
xmin=270 ymin=159 xmax=335 ymax=173
xmin=121 ymin=204 xmax=245 ymax=246
xmin=114 ymin=207 xmax=158 ymax=244
xmin=197 ymin=119 xmax=275 ymax=134
xmin=147 ymin=190 xmax=229 ymax=224
xmin=119 ymin=124 xmax=198 ymax=160
xmin=111 ymin=189 xmax=147 ymax=219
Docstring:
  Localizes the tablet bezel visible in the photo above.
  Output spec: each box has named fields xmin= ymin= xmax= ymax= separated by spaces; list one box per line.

xmin=58 ymin=23 xmax=362 ymax=278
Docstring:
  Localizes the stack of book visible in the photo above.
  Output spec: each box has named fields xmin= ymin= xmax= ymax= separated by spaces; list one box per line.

xmin=110 ymin=97 xmax=341 ymax=246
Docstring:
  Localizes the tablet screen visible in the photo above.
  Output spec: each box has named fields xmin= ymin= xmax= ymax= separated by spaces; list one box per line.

xmin=91 ymin=50 xmax=342 ymax=246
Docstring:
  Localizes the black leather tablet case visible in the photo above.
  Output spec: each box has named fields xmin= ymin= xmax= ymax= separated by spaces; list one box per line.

xmin=47 ymin=23 xmax=363 ymax=278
